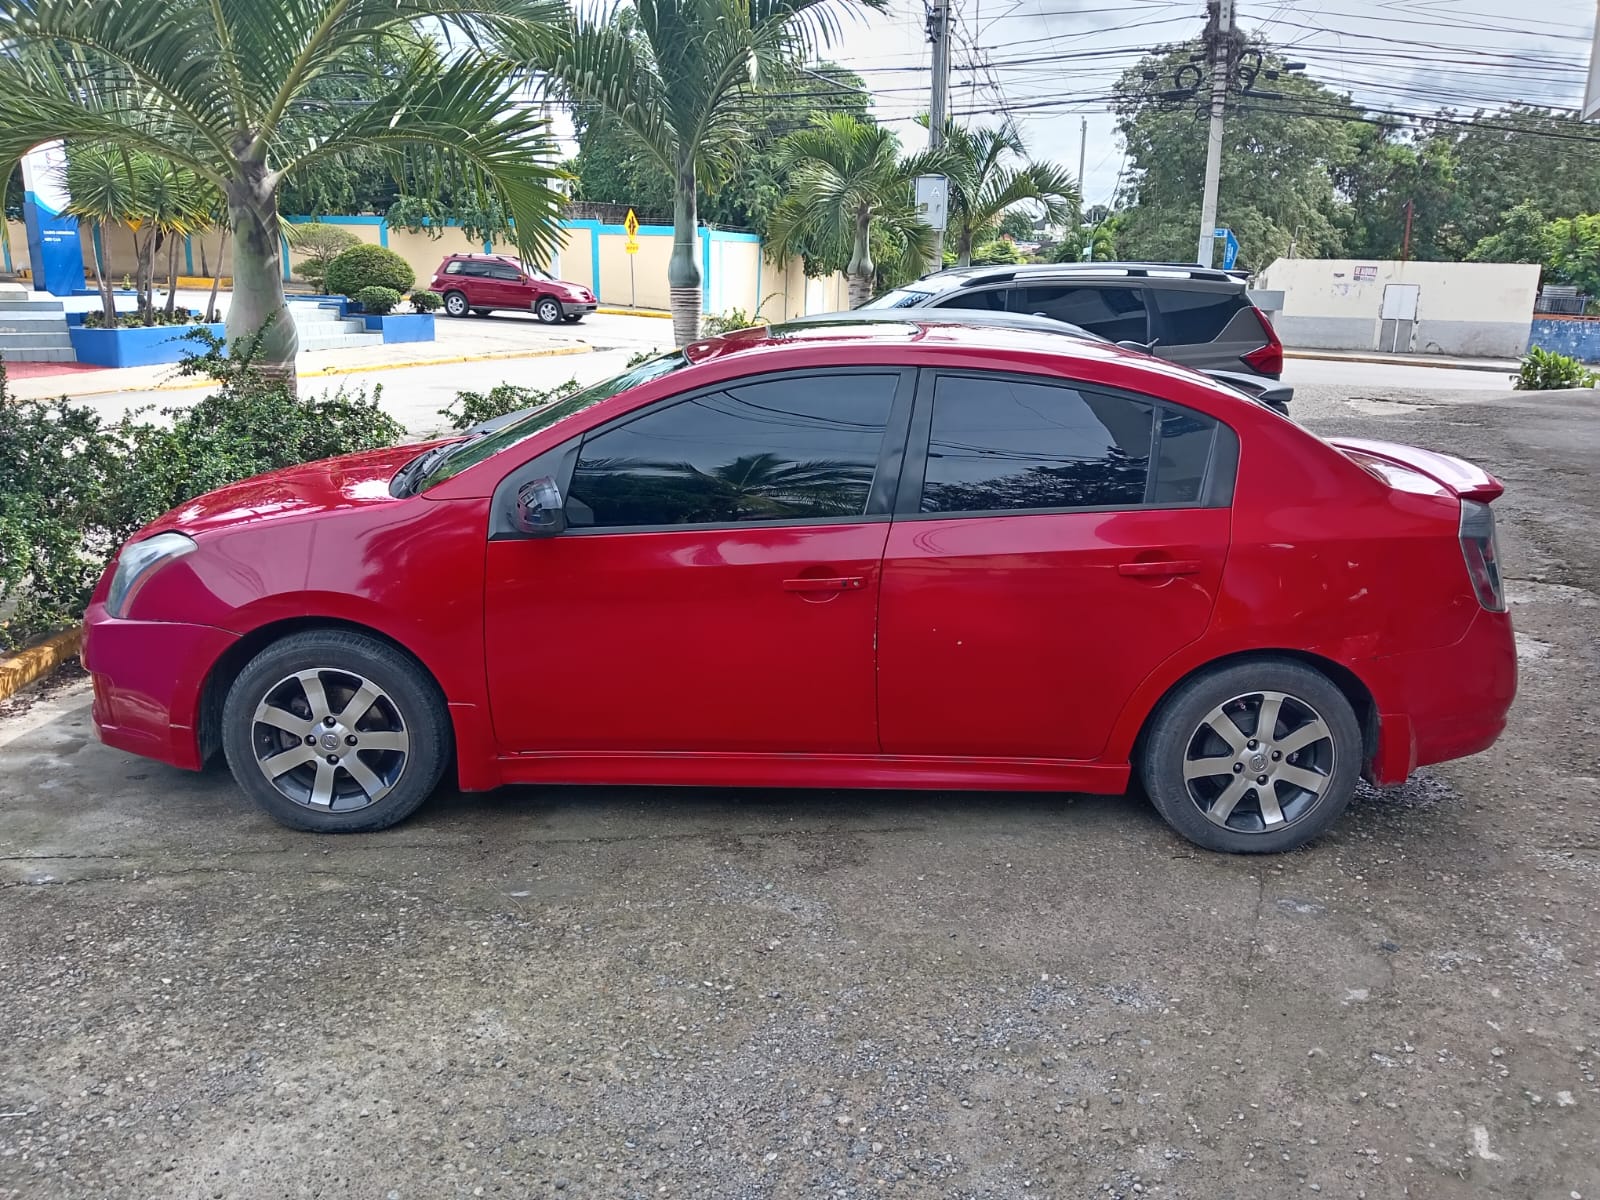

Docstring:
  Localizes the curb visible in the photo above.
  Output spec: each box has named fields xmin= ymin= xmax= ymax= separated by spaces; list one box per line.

xmin=0 ymin=627 xmax=82 ymax=703
xmin=1285 ymin=349 xmax=1517 ymax=375
xmin=597 ymin=306 xmax=672 ymax=319
xmin=14 ymin=344 xmax=595 ymax=401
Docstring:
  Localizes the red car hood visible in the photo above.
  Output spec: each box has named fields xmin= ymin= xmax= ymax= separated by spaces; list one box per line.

xmin=143 ymin=442 xmax=439 ymax=536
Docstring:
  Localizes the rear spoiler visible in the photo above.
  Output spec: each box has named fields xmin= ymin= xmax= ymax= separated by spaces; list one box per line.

xmin=1328 ymin=437 xmax=1504 ymax=502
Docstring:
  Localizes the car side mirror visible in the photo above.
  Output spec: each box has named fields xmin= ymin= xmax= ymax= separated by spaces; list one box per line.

xmin=513 ymin=476 xmax=566 ymax=537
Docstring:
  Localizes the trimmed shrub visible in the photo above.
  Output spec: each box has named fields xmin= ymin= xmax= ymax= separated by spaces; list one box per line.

xmin=1517 ymin=345 xmax=1596 ymax=390
xmin=291 ymin=223 xmax=361 ymax=286
xmin=324 ymin=244 xmax=416 ymax=297
xmin=353 ymin=285 xmax=402 ymax=315
xmin=700 ymin=308 xmax=766 ymax=336
xmin=409 ymin=289 xmax=443 ymax=313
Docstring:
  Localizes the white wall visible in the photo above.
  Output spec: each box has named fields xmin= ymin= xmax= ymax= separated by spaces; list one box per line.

xmin=1254 ymin=258 xmax=1540 ymax=357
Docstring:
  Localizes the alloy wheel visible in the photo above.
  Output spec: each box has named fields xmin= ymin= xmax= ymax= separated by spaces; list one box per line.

xmin=445 ymin=292 xmax=467 ymax=316
xmin=536 ymin=298 xmax=560 ymax=323
xmin=249 ymin=668 xmax=410 ymax=811
xmin=1180 ymin=690 xmax=1335 ymax=834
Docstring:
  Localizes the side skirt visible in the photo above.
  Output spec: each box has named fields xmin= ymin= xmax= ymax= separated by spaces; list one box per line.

xmin=491 ymin=751 xmax=1131 ymax=794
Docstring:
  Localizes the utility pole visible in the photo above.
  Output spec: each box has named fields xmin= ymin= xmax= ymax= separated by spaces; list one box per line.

xmin=1196 ymin=0 xmax=1233 ymax=268
xmin=927 ymin=0 xmax=952 ymax=272
xmin=1400 ymin=198 xmax=1415 ymax=264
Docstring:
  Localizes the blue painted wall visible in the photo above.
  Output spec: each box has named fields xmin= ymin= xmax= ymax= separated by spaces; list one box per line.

xmin=1528 ymin=317 xmax=1600 ymax=363
xmin=69 ymin=323 xmax=225 ymax=368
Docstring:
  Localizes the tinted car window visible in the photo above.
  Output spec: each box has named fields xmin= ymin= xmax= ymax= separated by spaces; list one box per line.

xmin=921 ymin=375 xmax=1154 ymax=514
xmin=1150 ymin=407 xmax=1219 ymax=504
xmin=443 ymin=261 xmax=464 ymax=275
xmin=456 ymin=261 xmax=490 ymax=277
xmin=487 ymin=264 xmax=522 ymax=281
xmin=568 ymin=374 xmax=897 ymax=528
xmin=933 ymin=288 xmax=1007 ymax=313
xmin=1014 ymin=285 xmax=1147 ymax=341
xmin=1152 ymin=288 xmax=1247 ymax=343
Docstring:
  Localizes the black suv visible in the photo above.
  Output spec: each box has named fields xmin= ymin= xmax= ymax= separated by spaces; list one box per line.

xmin=862 ymin=262 xmax=1285 ymax=381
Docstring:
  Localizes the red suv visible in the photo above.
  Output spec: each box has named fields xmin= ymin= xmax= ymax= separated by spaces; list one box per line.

xmin=430 ymin=253 xmax=597 ymax=324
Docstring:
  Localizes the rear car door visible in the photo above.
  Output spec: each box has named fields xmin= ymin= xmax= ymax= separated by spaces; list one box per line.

xmin=877 ymin=369 xmax=1235 ymax=760
xmin=1008 ymin=283 xmax=1151 ymax=343
xmin=483 ymin=368 xmax=915 ymax=754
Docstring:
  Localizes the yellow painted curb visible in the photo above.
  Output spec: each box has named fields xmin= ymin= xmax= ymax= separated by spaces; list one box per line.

xmin=0 ymin=627 xmax=82 ymax=703
xmin=296 ymin=343 xmax=594 ymax=380
xmin=597 ymin=306 xmax=672 ymax=319
xmin=176 ymin=275 xmax=230 ymax=288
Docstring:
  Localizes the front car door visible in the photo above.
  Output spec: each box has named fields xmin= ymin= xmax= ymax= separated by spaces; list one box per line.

xmin=483 ymin=262 xmax=526 ymax=309
xmin=877 ymin=369 xmax=1235 ymax=760
xmin=483 ymin=368 xmax=915 ymax=755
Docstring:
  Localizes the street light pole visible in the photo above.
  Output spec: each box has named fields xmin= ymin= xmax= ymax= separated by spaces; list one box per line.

xmin=927 ymin=0 xmax=952 ymax=272
xmin=1196 ymin=0 xmax=1233 ymax=268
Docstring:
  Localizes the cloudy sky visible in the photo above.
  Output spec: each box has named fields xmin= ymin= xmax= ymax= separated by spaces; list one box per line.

xmin=830 ymin=0 xmax=1598 ymax=210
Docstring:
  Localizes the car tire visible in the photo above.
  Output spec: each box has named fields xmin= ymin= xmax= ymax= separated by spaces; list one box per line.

xmin=563 ymin=314 xmax=584 ymax=324
xmin=442 ymin=290 xmax=470 ymax=318
xmin=221 ymin=629 xmax=451 ymax=833
xmin=1138 ymin=658 xmax=1362 ymax=854
xmin=535 ymin=297 xmax=563 ymax=324
xmin=471 ymin=308 xmax=492 ymax=317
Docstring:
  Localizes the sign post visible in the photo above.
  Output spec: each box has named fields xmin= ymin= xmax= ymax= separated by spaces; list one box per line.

xmin=624 ymin=208 xmax=640 ymax=307
xmin=20 ymin=141 xmax=84 ymax=297
xmin=1213 ymin=227 xmax=1240 ymax=271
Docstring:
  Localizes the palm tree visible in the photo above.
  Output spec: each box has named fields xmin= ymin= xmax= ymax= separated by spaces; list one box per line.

xmin=766 ymin=113 xmax=940 ymax=309
xmin=537 ymin=0 xmax=883 ymax=347
xmin=939 ymin=122 xmax=1080 ymax=268
xmin=0 ymin=0 xmax=567 ymax=387
xmin=63 ymin=148 xmax=139 ymax=325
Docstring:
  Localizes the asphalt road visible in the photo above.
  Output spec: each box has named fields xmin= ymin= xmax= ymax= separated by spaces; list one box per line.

xmin=1 ymin=380 xmax=1596 ymax=1200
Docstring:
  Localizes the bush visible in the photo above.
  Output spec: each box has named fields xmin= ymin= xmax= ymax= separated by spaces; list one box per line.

xmin=83 ymin=307 xmax=203 ymax=329
xmin=1517 ymin=345 xmax=1597 ymax=390
xmin=291 ymin=223 xmax=361 ymax=287
xmin=352 ymin=285 xmax=402 ymax=315
xmin=0 ymin=332 xmax=404 ymax=652
xmin=324 ymin=244 xmax=416 ymax=297
xmin=409 ymin=290 xmax=442 ymax=313
xmin=700 ymin=308 xmax=766 ymax=336
xmin=439 ymin=378 xmax=581 ymax=431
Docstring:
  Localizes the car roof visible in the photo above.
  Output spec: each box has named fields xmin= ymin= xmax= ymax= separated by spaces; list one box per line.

xmin=683 ymin=315 xmax=1155 ymax=373
xmin=907 ymin=262 xmax=1249 ymax=293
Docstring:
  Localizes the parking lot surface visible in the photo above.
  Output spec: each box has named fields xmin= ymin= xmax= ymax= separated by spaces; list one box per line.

xmin=1 ymin=381 xmax=1596 ymax=1200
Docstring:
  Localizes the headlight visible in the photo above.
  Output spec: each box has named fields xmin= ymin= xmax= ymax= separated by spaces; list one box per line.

xmin=106 ymin=532 xmax=196 ymax=618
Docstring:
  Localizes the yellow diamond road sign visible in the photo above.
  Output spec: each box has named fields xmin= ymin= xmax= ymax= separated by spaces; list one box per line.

xmin=623 ymin=208 xmax=640 ymax=237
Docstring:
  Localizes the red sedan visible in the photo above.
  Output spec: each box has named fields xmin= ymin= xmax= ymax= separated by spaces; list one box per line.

xmin=81 ymin=321 xmax=1515 ymax=853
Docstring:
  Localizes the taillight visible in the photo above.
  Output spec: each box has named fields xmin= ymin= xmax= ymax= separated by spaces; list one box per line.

xmin=1459 ymin=499 xmax=1505 ymax=612
xmin=1241 ymin=308 xmax=1283 ymax=376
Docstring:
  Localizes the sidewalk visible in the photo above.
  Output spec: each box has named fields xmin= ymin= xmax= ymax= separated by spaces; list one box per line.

xmin=1284 ymin=346 xmax=1519 ymax=374
xmin=5 ymin=328 xmax=593 ymax=402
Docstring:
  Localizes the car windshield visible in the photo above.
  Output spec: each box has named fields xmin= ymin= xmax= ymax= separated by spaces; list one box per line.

xmin=415 ymin=351 xmax=691 ymax=492
xmin=859 ymin=288 xmax=933 ymax=309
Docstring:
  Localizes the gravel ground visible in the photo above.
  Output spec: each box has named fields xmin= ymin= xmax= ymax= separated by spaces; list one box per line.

xmin=1 ymin=380 xmax=1596 ymax=1200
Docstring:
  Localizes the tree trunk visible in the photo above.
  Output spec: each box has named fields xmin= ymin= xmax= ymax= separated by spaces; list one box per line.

xmin=206 ymin=227 xmax=228 ymax=323
xmin=89 ymin=222 xmax=117 ymax=326
xmin=225 ymin=159 xmax=298 ymax=391
xmin=667 ymin=157 xmax=702 ymax=347
xmin=845 ymin=205 xmax=875 ymax=309
xmin=956 ymin=223 xmax=974 ymax=268
xmin=134 ymin=230 xmax=156 ymax=325
xmin=164 ymin=237 xmax=180 ymax=318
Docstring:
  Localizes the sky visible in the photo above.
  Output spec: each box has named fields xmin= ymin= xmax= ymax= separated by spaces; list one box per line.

xmin=827 ymin=0 xmax=1599 ymax=213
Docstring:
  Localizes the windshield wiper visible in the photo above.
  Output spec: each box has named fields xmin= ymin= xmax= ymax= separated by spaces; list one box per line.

xmin=394 ymin=437 xmax=477 ymax=496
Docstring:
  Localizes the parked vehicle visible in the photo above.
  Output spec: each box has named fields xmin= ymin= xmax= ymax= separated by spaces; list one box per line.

xmin=429 ymin=253 xmax=596 ymax=323
xmin=789 ymin=308 xmax=1293 ymax=415
xmin=82 ymin=319 xmax=1514 ymax=853
xmin=863 ymin=262 xmax=1286 ymax=384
